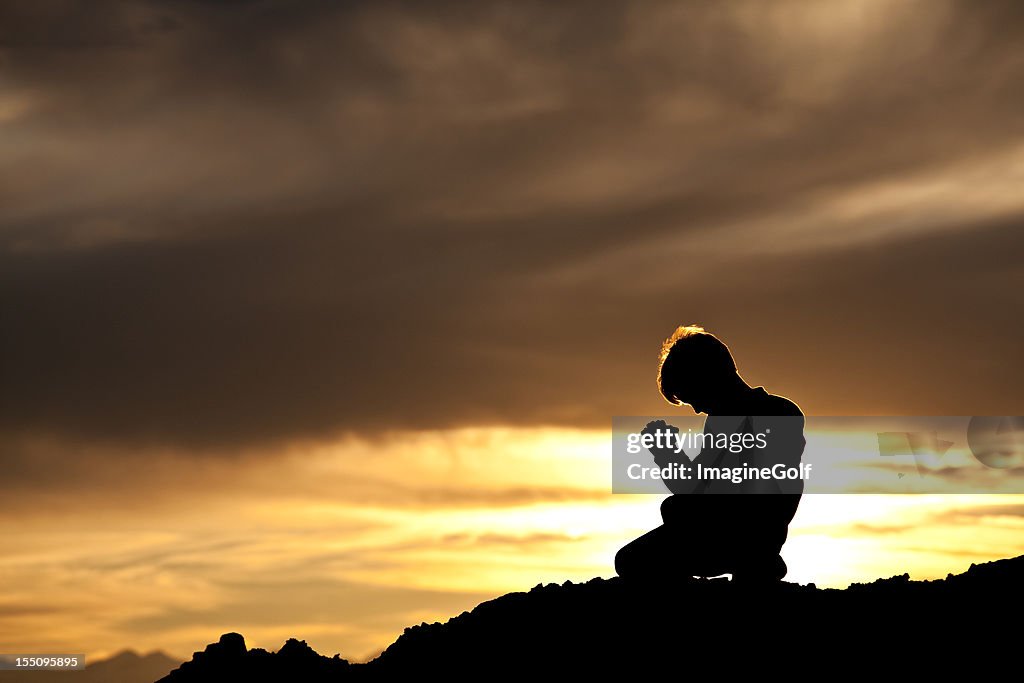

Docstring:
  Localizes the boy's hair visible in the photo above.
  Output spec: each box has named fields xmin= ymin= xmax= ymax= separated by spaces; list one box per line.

xmin=657 ymin=325 xmax=737 ymax=405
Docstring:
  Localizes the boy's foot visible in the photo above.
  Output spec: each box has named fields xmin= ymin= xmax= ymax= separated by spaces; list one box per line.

xmin=731 ymin=554 xmax=787 ymax=585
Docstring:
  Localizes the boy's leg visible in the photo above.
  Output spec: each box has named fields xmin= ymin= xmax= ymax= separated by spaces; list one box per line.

xmin=731 ymin=552 xmax=787 ymax=584
xmin=615 ymin=525 xmax=679 ymax=581
xmin=728 ymin=497 xmax=796 ymax=584
xmin=615 ymin=524 xmax=729 ymax=582
xmin=729 ymin=523 xmax=790 ymax=584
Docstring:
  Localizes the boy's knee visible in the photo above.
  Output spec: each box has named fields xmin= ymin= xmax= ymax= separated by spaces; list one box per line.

xmin=614 ymin=544 xmax=635 ymax=579
xmin=615 ymin=535 xmax=658 ymax=580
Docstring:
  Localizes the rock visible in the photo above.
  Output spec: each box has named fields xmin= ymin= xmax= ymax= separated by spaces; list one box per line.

xmin=159 ymin=555 xmax=1024 ymax=681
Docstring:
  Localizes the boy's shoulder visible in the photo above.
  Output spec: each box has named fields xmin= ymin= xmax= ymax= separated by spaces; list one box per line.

xmin=750 ymin=386 xmax=804 ymax=418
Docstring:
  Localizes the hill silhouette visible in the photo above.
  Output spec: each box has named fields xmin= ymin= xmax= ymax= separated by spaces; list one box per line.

xmin=0 ymin=650 xmax=179 ymax=683
xmin=158 ymin=555 xmax=1023 ymax=680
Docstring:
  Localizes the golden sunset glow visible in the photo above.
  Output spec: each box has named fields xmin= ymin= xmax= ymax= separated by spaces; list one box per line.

xmin=2 ymin=428 xmax=1022 ymax=662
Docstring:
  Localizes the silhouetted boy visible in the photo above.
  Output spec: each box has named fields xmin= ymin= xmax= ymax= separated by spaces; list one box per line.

xmin=615 ymin=325 xmax=806 ymax=584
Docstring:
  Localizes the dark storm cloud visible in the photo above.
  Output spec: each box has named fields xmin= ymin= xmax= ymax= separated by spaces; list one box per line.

xmin=2 ymin=0 xmax=1023 ymax=450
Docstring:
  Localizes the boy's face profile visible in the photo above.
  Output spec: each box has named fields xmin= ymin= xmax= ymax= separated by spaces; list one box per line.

xmin=665 ymin=364 xmax=724 ymax=415
xmin=674 ymin=388 xmax=714 ymax=415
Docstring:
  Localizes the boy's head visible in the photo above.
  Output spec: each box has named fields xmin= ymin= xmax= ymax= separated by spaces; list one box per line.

xmin=657 ymin=325 xmax=738 ymax=413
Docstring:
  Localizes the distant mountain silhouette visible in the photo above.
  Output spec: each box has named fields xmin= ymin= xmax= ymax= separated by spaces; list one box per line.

xmin=155 ymin=634 xmax=350 ymax=682
xmin=0 ymin=650 xmax=179 ymax=683
xmin=158 ymin=555 xmax=1023 ymax=680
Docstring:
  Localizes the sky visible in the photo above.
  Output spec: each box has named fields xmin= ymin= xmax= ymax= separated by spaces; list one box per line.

xmin=1 ymin=0 xmax=1023 ymax=664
